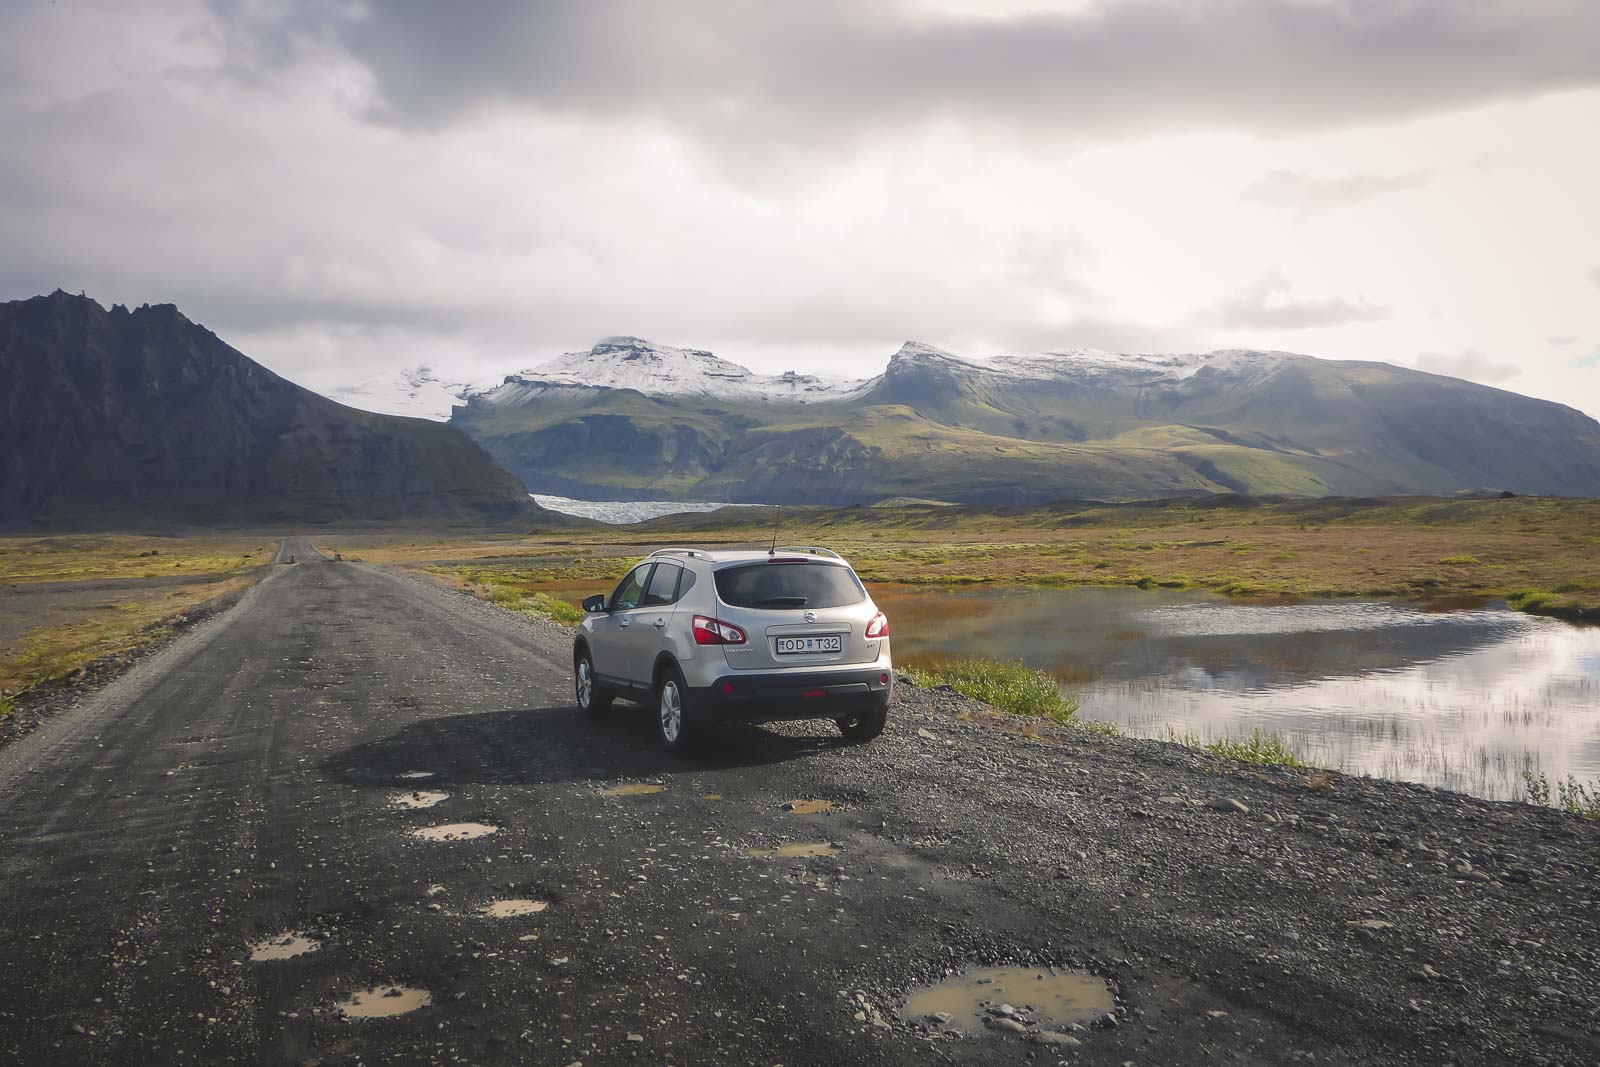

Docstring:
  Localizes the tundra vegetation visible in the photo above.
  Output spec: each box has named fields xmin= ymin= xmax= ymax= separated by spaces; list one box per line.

xmin=0 ymin=533 xmax=270 ymax=713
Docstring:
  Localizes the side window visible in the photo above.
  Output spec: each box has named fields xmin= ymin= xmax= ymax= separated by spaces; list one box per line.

xmin=610 ymin=564 xmax=652 ymax=612
xmin=643 ymin=562 xmax=682 ymax=608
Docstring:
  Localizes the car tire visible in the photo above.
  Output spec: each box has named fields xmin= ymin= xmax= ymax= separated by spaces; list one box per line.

xmin=655 ymin=664 xmax=699 ymax=754
xmin=574 ymin=647 xmax=612 ymax=715
xmin=836 ymin=704 xmax=888 ymax=744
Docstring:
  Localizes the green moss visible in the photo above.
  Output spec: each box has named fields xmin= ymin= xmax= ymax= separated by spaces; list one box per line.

xmin=1175 ymin=727 xmax=1304 ymax=768
xmin=906 ymin=658 xmax=1078 ymax=723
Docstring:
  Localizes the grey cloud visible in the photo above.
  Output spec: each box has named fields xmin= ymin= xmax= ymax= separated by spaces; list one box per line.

xmin=1214 ymin=269 xmax=1388 ymax=331
xmin=1241 ymin=169 xmax=1432 ymax=215
xmin=314 ymin=0 xmax=1600 ymax=157
xmin=1414 ymin=349 xmax=1522 ymax=383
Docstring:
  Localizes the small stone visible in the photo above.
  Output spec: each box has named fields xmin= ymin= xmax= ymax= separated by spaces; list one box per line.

xmin=986 ymin=1017 xmax=1027 ymax=1033
xmin=625 ymin=1033 xmax=643 ymax=1043
xmin=1032 ymin=1031 xmax=1082 ymax=1046
xmin=930 ymin=1012 xmax=953 ymax=1026
xmin=1209 ymin=798 xmax=1249 ymax=814
xmin=917 ymin=728 xmax=937 ymax=740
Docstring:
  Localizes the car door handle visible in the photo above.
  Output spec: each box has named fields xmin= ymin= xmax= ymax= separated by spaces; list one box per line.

xmin=652 ymin=617 xmax=666 ymax=628
xmin=619 ymin=617 xmax=631 ymax=628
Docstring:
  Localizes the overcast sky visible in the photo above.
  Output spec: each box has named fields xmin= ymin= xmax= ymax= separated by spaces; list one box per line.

xmin=3 ymin=0 xmax=1599 ymax=415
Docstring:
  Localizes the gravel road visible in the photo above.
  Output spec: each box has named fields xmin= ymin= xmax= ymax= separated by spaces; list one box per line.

xmin=0 ymin=539 xmax=1595 ymax=1065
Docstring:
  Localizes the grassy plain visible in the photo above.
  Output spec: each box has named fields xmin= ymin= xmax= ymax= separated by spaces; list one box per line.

xmin=329 ymin=494 xmax=1600 ymax=623
xmin=0 ymin=533 xmax=274 ymax=713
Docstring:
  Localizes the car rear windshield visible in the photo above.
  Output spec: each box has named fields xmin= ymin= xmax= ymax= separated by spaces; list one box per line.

xmin=713 ymin=561 xmax=866 ymax=609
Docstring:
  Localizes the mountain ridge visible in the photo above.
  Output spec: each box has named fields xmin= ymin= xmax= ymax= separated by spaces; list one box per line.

xmin=0 ymin=292 xmax=540 ymax=526
xmin=451 ymin=335 xmax=1600 ymax=505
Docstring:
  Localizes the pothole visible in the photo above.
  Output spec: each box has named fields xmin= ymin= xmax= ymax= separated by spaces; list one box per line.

xmin=337 ymin=984 xmax=433 ymax=1019
xmin=481 ymin=898 xmax=549 ymax=918
xmin=601 ymin=783 xmax=665 ymax=797
xmin=248 ymin=932 xmax=321 ymax=962
xmin=904 ymin=966 xmax=1114 ymax=1035
xmin=391 ymin=790 xmax=450 ymax=810
xmin=397 ymin=771 xmax=435 ymax=780
xmin=783 ymin=799 xmax=835 ymax=814
xmin=411 ymin=822 xmax=498 ymax=842
xmin=747 ymin=841 xmax=840 ymax=858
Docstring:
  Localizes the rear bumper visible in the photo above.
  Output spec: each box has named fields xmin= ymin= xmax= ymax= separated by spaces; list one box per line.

xmin=691 ymin=666 xmax=894 ymax=724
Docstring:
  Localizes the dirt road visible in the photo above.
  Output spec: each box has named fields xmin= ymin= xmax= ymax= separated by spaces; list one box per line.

xmin=0 ymin=540 xmax=1595 ymax=1065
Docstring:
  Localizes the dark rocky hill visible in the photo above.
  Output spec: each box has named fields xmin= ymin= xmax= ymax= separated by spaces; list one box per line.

xmin=0 ymin=292 xmax=537 ymax=525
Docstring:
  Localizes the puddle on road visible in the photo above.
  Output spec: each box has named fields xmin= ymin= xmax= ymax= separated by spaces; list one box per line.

xmin=337 ymin=984 xmax=433 ymax=1019
xmin=412 ymin=822 xmax=498 ymax=842
xmin=747 ymin=841 xmax=840 ymax=858
xmin=249 ymin=932 xmax=321 ymax=962
xmin=904 ymin=966 xmax=1114 ymax=1034
xmin=783 ymin=799 xmax=835 ymax=814
xmin=481 ymin=899 xmax=550 ymax=918
xmin=398 ymin=771 xmax=435 ymax=780
xmin=601 ymin=783 xmax=665 ymax=797
xmin=391 ymin=790 xmax=449 ymax=810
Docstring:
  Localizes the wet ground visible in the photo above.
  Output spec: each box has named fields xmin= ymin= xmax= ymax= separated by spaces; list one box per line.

xmin=0 ymin=539 xmax=1596 ymax=1064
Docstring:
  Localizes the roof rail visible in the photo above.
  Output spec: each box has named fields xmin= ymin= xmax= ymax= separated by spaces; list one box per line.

xmin=648 ymin=548 xmax=713 ymax=561
xmin=772 ymin=545 xmax=841 ymax=559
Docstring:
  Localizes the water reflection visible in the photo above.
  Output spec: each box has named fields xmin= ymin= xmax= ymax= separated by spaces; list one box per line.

xmin=876 ymin=585 xmax=1600 ymax=801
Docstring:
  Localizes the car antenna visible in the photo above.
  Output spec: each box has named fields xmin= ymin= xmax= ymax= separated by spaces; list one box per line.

xmin=768 ymin=506 xmax=782 ymax=555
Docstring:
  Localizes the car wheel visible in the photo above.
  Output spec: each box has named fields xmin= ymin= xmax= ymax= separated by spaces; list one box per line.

xmin=575 ymin=648 xmax=611 ymax=714
xmin=836 ymin=704 xmax=888 ymax=744
xmin=656 ymin=665 xmax=699 ymax=753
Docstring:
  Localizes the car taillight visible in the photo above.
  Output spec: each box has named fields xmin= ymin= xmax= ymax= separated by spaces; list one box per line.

xmin=692 ymin=615 xmax=747 ymax=645
xmin=865 ymin=611 xmax=890 ymax=638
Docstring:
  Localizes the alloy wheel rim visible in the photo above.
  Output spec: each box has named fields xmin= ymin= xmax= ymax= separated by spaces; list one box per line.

xmin=660 ymin=681 xmax=682 ymax=743
xmin=576 ymin=659 xmax=592 ymax=708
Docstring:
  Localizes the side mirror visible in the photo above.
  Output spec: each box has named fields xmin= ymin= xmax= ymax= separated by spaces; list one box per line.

xmin=583 ymin=594 xmax=608 ymax=613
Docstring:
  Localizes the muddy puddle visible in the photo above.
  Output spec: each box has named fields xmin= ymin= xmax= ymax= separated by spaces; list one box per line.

xmin=747 ymin=841 xmax=839 ymax=858
xmin=481 ymin=898 xmax=549 ymax=918
xmin=601 ymin=783 xmax=665 ymax=797
xmin=412 ymin=822 xmax=498 ymax=842
xmin=904 ymin=966 xmax=1114 ymax=1034
xmin=337 ymin=984 xmax=433 ymax=1019
xmin=391 ymin=790 xmax=449 ymax=810
xmin=783 ymin=799 xmax=836 ymax=814
xmin=248 ymin=932 xmax=320 ymax=962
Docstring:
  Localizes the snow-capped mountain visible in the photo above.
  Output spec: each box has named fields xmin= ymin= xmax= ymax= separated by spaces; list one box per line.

xmin=488 ymin=336 xmax=870 ymax=405
xmin=328 ymin=366 xmax=490 ymax=421
xmin=877 ymin=339 xmax=1294 ymax=386
xmin=449 ymin=333 xmax=1600 ymax=507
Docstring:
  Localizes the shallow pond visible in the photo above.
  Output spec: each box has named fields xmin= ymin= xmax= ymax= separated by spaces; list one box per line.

xmin=875 ymin=584 xmax=1600 ymax=801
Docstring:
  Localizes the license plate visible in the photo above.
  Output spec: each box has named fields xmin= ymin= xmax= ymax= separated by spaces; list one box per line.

xmin=774 ymin=635 xmax=843 ymax=655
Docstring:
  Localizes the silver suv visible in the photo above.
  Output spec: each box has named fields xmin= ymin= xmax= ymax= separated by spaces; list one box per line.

xmin=573 ymin=547 xmax=893 ymax=752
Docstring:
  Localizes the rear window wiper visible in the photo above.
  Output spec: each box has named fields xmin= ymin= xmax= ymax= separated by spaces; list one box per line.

xmin=753 ymin=596 xmax=808 ymax=606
